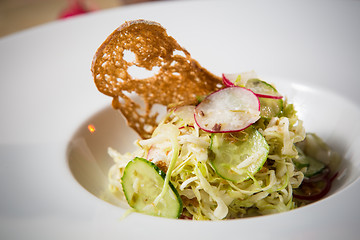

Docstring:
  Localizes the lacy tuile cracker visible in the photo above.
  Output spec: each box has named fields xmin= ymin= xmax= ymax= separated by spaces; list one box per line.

xmin=91 ymin=19 xmax=223 ymax=139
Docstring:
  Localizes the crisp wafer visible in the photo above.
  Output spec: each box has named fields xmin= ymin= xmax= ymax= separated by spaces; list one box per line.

xmin=91 ymin=19 xmax=223 ymax=139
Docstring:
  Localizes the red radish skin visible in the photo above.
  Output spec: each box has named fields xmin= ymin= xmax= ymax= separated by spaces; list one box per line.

xmin=255 ymin=93 xmax=283 ymax=99
xmin=194 ymin=87 xmax=260 ymax=133
xmin=179 ymin=125 xmax=195 ymax=130
xmin=222 ymin=73 xmax=235 ymax=87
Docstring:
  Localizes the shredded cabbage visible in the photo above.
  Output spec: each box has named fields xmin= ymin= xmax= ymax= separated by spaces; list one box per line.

xmin=108 ymin=96 xmax=306 ymax=220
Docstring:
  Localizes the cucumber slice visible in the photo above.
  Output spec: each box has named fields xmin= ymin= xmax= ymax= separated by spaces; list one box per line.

xmin=292 ymin=156 xmax=310 ymax=170
xmin=245 ymin=79 xmax=282 ymax=98
xmin=245 ymin=79 xmax=283 ymax=119
xmin=209 ymin=127 xmax=269 ymax=182
xmin=298 ymin=133 xmax=341 ymax=174
xmin=121 ymin=157 xmax=182 ymax=218
xmin=293 ymin=148 xmax=326 ymax=178
xmin=304 ymin=156 xmax=326 ymax=178
xmin=258 ymin=97 xmax=283 ymax=119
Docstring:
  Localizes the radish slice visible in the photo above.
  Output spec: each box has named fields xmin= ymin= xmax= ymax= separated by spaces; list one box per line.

xmin=194 ymin=87 xmax=260 ymax=133
xmin=293 ymin=172 xmax=338 ymax=201
xmin=222 ymin=73 xmax=235 ymax=87
xmin=222 ymin=71 xmax=258 ymax=87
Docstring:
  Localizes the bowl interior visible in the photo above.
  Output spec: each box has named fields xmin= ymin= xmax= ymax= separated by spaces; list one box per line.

xmin=67 ymin=106 xmax=138 ymax=208
xmin=67 ymin=79 xmax=360 ymax=212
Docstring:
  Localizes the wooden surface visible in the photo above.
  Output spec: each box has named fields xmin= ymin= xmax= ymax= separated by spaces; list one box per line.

xmin=0 ymin=0 xmax=155 ymax=37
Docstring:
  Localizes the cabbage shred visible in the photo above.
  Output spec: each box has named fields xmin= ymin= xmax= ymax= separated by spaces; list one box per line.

xmin=108 ymin=99 xmax=306 ymax=220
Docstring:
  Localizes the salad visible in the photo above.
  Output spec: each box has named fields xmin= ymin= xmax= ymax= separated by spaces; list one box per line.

xmin=107 ymin=71 xmax=340 ymax=220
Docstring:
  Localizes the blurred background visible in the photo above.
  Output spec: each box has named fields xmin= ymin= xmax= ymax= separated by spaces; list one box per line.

xmin=0 ymin=0 xmax=158 ymax=37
